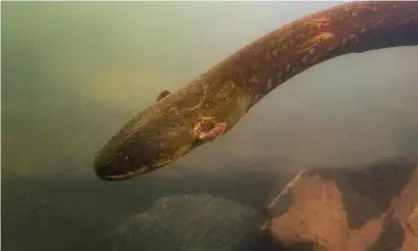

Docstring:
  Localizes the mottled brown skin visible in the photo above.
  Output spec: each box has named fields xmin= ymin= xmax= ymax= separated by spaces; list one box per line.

xmin=94 ymin=1 xmax=418 ymax=181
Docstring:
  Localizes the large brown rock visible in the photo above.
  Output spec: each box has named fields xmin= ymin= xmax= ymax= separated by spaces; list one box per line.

xmin=264 ymin=158 xmax=418 ymax=251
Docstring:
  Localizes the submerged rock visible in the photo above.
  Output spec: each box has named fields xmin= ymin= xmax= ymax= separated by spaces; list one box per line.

xmin=100 ymin=158 xmax=418 ymax=251
xmin=265 ymin=157 xmax=418 ymax=251
xmin=106 ymin=194 xmax=262 ymax=251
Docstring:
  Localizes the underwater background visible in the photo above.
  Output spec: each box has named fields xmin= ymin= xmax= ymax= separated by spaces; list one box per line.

xmin=2 ymin=1 xmax=418 ymax=250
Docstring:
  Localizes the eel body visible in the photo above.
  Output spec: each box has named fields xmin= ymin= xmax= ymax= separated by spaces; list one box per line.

xmin=94 ymin=1 xmax=418 ymax=181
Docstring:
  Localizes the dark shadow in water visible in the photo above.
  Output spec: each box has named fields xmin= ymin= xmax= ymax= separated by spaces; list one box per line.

xmin=2 ymin=167 xmax=291 ymax=251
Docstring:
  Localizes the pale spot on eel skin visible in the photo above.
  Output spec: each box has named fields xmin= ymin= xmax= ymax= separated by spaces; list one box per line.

xmin=267 ymin=78 xmax=273 ymax=90
xmin=360 ymin=27 xmax=367 ymax=33
xmin=254 ymin=95 xmax=261 ymax=103
xmin=328 ymin=45 xmax=336 ymax=52
xmin=309 ymin=48 xmax=315 ymax=54
xmin=302 ymin=56 xmax=308 ymax=62
xmin=250 ymin=75 xmax=260 ymax=83
xmin=286 ymin=64 xmax=292 ymax=71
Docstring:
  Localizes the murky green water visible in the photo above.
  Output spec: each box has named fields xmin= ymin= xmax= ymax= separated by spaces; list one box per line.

xmin=2 ymin=2 xmax=418 ymax=251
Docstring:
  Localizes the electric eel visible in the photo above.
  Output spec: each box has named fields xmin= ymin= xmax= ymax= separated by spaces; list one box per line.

xmin=94 ymin=1 xmax=418 ymax=181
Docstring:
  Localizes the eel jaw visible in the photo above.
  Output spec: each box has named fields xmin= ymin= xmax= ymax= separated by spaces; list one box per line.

xmin=95 ymin=165 xmax=150 ymax=181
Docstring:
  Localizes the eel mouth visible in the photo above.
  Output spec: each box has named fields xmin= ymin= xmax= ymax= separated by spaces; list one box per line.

xmin=94 ymin=165 xmax=150 ymax=181
xmin=98 ymin=172 xmax=136 ymax=181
